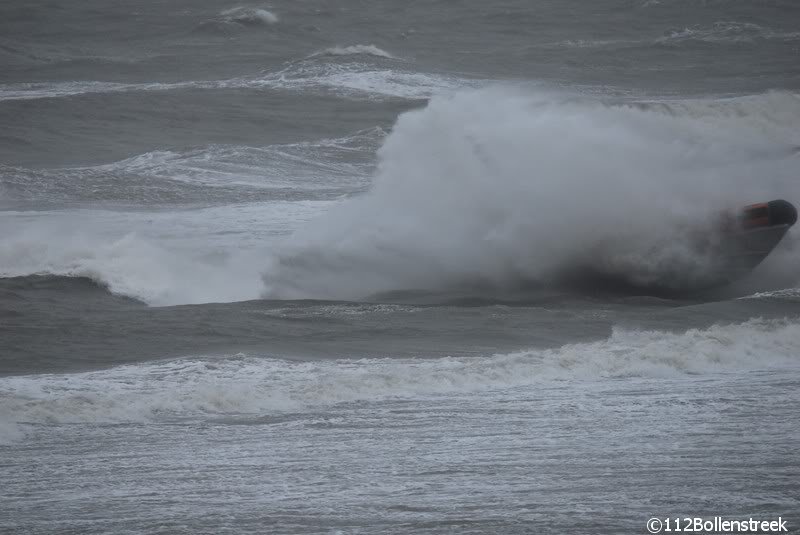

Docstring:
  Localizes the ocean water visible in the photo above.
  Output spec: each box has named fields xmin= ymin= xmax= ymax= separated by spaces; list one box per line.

xmin=1 ymin=0 xmax=800 ymax=533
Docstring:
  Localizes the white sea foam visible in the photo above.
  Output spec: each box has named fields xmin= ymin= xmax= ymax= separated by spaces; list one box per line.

xmin=1 ymin=318 xmax=797 ymax=443
xmin=262 ymin=88 xmax=800 ymax=299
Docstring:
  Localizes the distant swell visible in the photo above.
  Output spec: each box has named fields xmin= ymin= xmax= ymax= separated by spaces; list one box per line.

xmin=0 ymin=129 xmax=382 ymax=204
xmin=543 ymin=21 xmax=800 ymax=50
xmin=657 ymin=21 xmax=800 ymax=44
xmin=0 ymin=62 xmax=468 ymax=102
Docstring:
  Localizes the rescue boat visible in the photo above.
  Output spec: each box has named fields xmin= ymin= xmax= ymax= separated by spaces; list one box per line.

xmin=715 ymin=199 xmax=796 ymax=283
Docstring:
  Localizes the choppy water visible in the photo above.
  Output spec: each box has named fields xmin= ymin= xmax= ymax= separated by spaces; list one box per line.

xmin=2 ymin=0 xmax=799 ymax=533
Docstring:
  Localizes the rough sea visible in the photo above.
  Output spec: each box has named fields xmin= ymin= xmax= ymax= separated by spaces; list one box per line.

xmin=2 ymin=1 xmax=800 ymax=533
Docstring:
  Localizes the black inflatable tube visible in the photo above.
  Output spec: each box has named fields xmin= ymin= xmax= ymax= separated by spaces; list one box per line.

xmin=767 ymin=199 xmax=798 ymax=227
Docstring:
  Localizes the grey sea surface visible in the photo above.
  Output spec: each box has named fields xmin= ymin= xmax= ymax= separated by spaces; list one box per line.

xmin=1 ymin=0 xmax=799 ymax=533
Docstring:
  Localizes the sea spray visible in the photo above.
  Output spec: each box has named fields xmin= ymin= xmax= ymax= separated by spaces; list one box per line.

xmin=262 ymin=88 xmax=800 ymax=299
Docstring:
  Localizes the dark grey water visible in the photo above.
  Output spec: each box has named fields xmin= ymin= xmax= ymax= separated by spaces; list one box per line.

xmin=2 ymin=0 xmax=800 ymax=533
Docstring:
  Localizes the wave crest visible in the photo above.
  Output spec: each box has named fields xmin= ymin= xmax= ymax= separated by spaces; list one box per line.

xmin=219 ymin=6 xmax=278 ymax=25
xmin=1 ymin=318 xmax=797 ymax=443
xmin=312 ymin=45 xmax=395 ymax=59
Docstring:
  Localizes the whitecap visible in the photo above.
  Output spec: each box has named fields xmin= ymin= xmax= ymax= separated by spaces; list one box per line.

xmin=311 ymin=44 xmax=395 ymax=59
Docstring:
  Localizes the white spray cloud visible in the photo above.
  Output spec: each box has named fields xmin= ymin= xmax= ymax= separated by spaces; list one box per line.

xmin=263 ymin=88 xmax=800 ymax=299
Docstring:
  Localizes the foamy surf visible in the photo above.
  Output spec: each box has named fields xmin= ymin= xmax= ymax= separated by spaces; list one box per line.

xmin=0 ymin=201 xmax=334 ymax=305
xmin=1 ymin=318 xmax=797 ymax=444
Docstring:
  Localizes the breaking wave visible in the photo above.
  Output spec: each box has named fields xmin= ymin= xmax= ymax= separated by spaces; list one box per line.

xmin=219 ymin=6 xmax=278 ymax=25
xmin=194 ymin=6 xmax=279 ymax=31
xmin=0 ymin=199 xmax=334 ymax=306
xmin=0 ymin=230 xmax=266 ymax=306
xmin=2 ymin=318 xmax=798 ymax=443
xmin=312 ymin=45 xmax=395 ymax=59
